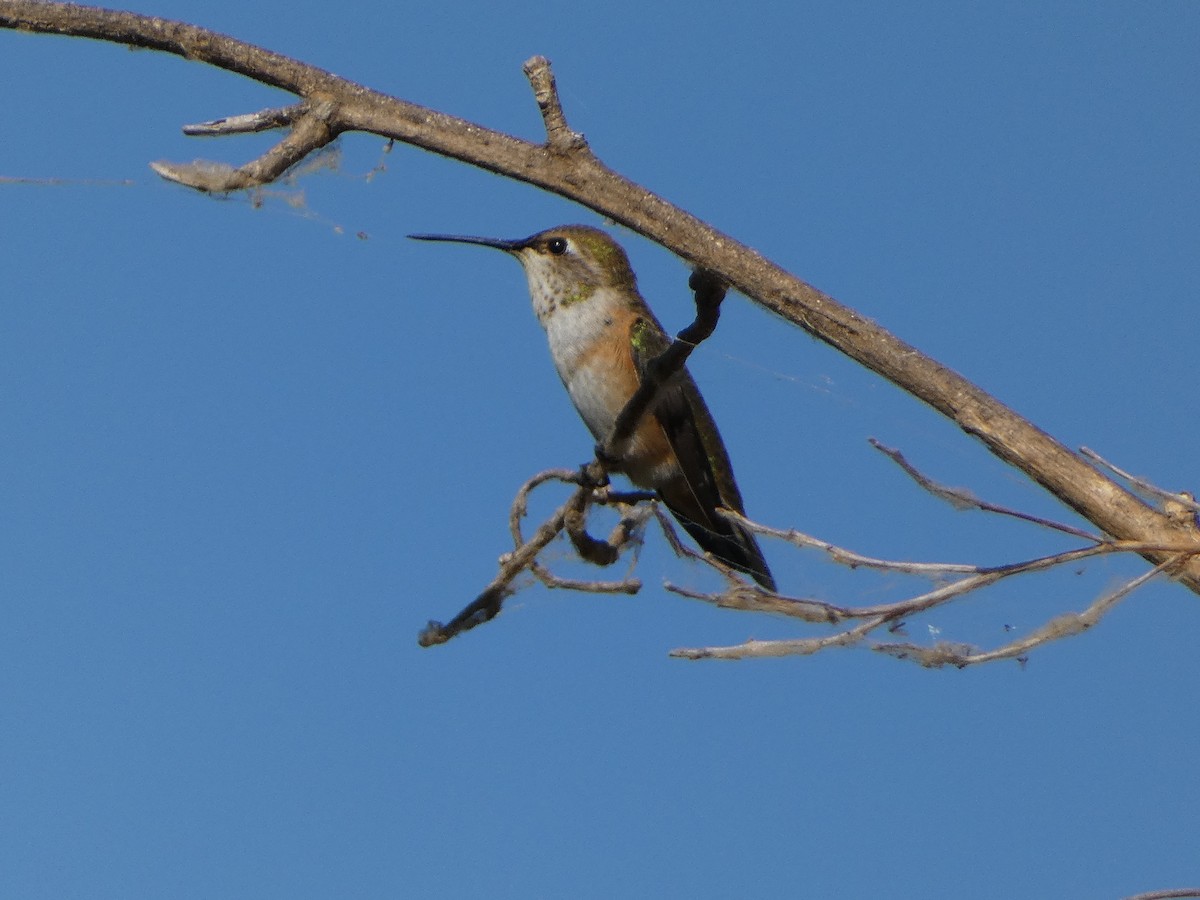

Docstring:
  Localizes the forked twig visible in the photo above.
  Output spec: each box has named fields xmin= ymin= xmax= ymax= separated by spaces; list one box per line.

xmin=152 ymin=98 xmax=339 ymax=192
xmin=720 ymin=509 xmax=980 ymax=576
xmin=661 ymin=448 xmax=1198 ymax=663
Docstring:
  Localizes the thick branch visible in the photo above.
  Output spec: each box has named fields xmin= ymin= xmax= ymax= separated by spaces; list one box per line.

xmin=4 ymin=1 xmax=1199 ymax=588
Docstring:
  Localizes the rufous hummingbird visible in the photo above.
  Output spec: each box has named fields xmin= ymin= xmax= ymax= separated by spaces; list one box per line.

xmin=410 ymin=225 xmax=775 ymax=590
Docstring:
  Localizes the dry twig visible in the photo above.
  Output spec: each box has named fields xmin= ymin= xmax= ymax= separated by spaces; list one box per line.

xmin=870 ymin=438 xmax=1102 ymax=541
xmin=661 ymin=448 xmax=1198 ymax=663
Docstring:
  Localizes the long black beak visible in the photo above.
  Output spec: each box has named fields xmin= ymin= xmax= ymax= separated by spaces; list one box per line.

xmin=408 ymin=233 xmax=522 ymax=252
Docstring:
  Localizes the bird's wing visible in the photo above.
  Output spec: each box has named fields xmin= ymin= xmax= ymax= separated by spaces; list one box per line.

xmin=627 ymin=316 xmax=775 ymax=590
xmin=628 ymin=317 xmax=741 ymax=525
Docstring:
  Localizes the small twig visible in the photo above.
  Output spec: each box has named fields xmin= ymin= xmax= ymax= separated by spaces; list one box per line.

xmin=560 ymin=490 xmax=653 ymax=574
xmin=507 ymin=468 xmax=648 ymax=592
xmin=508 ymin=468 xmax=580 ymax=541
xmin=870 ymin=438 xmax=1102 ymax=541
xmin=522 ymin=55 xmax=588 ymax=153
xmin=525 ymin=568 xmax=641 ymax=595
xmin=419 ymin=485 xmax=579 ymax=646
xmin=152 ymin=98 xmax=339 ymax=192
xmin=666 ymin=582 xmax=845 ymax=624
xmin=720 ymin=508 xmax=982 ymax=576
xmin=182 ymin=103 xmax=305 ymax=136
xmin=562 ymin=484 xmax=624 ymax=565
xmin=651 ymin=505 xmax=692 ymax=561
xmin=670 ymin=616 xmax=885 ymax=660
xmin=1081 ymin=446 xmax=1200 ymax=515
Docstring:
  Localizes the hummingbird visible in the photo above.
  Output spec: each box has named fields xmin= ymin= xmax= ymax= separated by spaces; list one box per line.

xmin=409 ymin=225 xmax=776 ymax=591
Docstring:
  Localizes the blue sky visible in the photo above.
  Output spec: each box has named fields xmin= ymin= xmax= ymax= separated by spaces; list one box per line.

xmin=2 ymin=1 xmax=1198 ymax=897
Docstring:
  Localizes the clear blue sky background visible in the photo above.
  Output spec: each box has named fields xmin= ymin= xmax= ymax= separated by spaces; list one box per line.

xmin=2 ymin=2 xmax=1197 ymax=897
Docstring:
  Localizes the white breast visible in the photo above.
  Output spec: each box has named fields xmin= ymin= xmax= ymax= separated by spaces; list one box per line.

xmin=542 ymin=297 xmax=627 ymax=441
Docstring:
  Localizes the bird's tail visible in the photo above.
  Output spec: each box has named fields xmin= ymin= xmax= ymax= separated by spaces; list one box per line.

xmin=666 ymin=502 xmax=776 ymax=592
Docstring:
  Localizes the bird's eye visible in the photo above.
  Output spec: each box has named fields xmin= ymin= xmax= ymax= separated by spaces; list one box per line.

xmin=547 ymin=237 xmax=568 ymax=255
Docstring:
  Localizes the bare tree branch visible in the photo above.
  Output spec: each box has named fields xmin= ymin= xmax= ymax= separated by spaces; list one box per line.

xmin=4 ymin=1 xmax=1197 ymax=590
